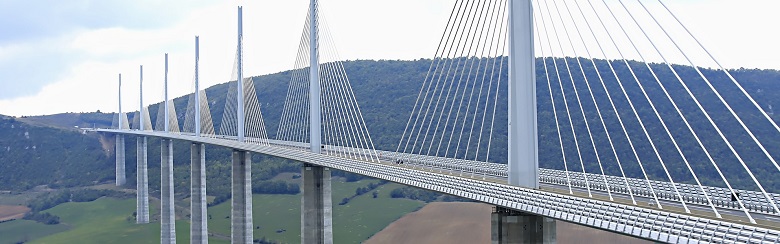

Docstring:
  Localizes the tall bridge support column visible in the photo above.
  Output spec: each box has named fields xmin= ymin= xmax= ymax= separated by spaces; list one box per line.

xmin=301 ymin=164 xmax=333 ymax=244
xmin=136 ymin=136 xmax=150 ymax=224
xmin=161 ymin=139 xmax=176 ymax=243
xmin=231 ymin=150 xmax=253 ymax=243
xmin=115 ymin=135 xmax=126 ymax=186
xmin=191 ymin=143 xmax=208 ymax=244
xmin=491 ymin=207 xmax=555 ymax=244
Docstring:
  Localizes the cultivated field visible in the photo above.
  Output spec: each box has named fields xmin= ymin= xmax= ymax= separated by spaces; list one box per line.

xmin=365 ymin=202 xmax=650 ymax=244
xmin=0 ymin=205 xmax=29 ymax=221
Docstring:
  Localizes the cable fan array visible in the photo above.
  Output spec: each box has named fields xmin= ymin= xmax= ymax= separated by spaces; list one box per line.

xmin=184 ymin=38 xmax=216 ymax=137
xmin=396 ymin=0 xmax=509 ymax=171
xmin=395 ymin=0 xmax=780 ymax=223
xmin=182 ymin=76 xmax=216 ymax=136
xmin=112 ymin=112 xmax=130 ymax=130
xmin=131 ymin=107 xmax=153 ymax=131
xmin=218 ymin=48 xmax=271 ymax=145
xmin=276 ymin=6 xmax=379 ymax=162
xmin=531 ymin=0 xmax=780 ymax=223
xmin=155 ymin=100 xmax=181 ymax=133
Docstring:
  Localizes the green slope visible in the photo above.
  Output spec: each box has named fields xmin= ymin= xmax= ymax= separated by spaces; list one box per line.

xmin=206 ymin=179 xmax=425 ymax=243
xmin=5 ymin=59 xmax=780 ymax=194
xmin=0 ymin=219 xmax=69 ymax=244
xmin=0 ymin=179 xmax=423 ymax=244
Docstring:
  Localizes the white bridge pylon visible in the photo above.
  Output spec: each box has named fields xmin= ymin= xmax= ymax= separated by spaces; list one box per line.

xmin=393 ymin=0 xmax=780 ymax=226
xmin=276 ymin=1 xmax=379 ymax=163
xmin=104 ymin=0 xmax=780 ymax=243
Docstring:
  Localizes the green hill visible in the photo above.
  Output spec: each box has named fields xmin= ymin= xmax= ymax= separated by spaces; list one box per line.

xmin=0 ymin=116 xmax=114 ymax=191
xmin=1 ymin=57 xmax=780 ymax=243
xmin=3 ymin=58 xmax=780 ymax=193
xmin=0 ymin=179 xmax=423 ymax=244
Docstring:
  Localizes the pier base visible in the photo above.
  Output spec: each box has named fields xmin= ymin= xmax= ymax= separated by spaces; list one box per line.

xmin=161 ymin=139 xmax=176 ymax=243
xmin=301 ymin=164 xmax=333 ymax=244
xmin=231 ymin=150 xmax=253 ymax=243
xmin=136 ymin=137 xmax=149 ymax=224
xmin=191 ymin=143 xmax=208 ymax=244
xmin=115 ymin=135 xmax=126 ymax=186
xmin=491 ymin=207 xmax=555 ymax=244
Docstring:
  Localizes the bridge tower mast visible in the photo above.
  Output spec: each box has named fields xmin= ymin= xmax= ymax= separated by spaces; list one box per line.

xmin=160 ymin=54 xmax=176 ymax=244
xmin=190 ymin=36 xmax=208 ymax=244
xmin=164 ymin=54 xmax=170 ymax=133
xmin=302 ymin=0 xmax=333 ymax=243
xmin=237 ymin=7 xmax=244 ymax=143
xmin=116 ymin=74 xmax=126 ymax=186
xmin=136 ymin=65 xmax=150 ymax=224
xmin=309 ymin=0 xmax=321 ymax=153
xmin=493 ymin=1 xmax=555 ymax=243
xmin=195 ymin=37 xmax=201 ymax=136
xmin=231 ymin=6 xmax=254 ymax=244
xmin=508 ymin=0 xmax=538 ymax=189
xmin=118 ymin=74 xmax=123 ymax=130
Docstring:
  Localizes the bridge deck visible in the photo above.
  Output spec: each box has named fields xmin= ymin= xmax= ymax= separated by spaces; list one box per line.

xmin=95 ymin=129 xmax=780 ymax=243
xmin=264 ymin=137 xmax=780 ymax=219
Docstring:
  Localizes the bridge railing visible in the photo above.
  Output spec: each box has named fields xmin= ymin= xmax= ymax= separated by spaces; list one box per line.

xmin=97 ymin=128 xmax=780 ymax=242
xmin=264 ymin=134 xmax=780 ymax=217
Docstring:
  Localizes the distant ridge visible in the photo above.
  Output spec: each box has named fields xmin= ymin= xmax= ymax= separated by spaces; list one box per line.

xmin=8 ymin=58 xmax=780 ymax=193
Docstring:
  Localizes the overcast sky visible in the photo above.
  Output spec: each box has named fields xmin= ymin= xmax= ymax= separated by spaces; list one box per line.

xmin=0 ymin=0 xmax=777 ymax=117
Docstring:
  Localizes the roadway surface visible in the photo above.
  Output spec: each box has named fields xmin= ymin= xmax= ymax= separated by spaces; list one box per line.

xmin=94 ymin=129 xmax=780 ymax=243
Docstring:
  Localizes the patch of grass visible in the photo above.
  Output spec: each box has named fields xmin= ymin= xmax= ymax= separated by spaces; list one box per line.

xmin=1 ymin=179 xmax=424 ymax=244
xmin=0 ymin=192 xmax=44 ymax=205
xmin=30 ymin=197 xmax=159 ymax=244
xmin=207 ymin=178 xmax=382 ymax=243
xmin=208 ymin=194 xmax=301 ymax=243
xmin=333 ymin=183 xmax=425 ymax=243
xmin=22 ymin=197 xmax=229 ymax=244
xmin=0 ymin=219 xmax=69 ymax=244
xmin=206 ymin=179 xmax=425 ymax=243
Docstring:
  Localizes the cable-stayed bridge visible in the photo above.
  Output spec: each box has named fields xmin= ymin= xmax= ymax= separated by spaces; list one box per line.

xmin=89 ymin=0 xmax=780 ymax=243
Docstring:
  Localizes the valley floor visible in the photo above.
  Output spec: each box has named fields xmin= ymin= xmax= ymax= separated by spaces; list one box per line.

xmin=366 ymin=202 xmax=650 ymax=244
xmin=0 ymin=205 xmax=29 ymax=222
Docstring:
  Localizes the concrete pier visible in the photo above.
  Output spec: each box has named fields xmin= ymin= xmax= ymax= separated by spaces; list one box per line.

xmin=115 ymin=135 xmax=126 ymax=186
xmin=301 ymin=164 xmax=333 ymax=244
xmin=136 ymin=136 xmax=149 ymax=224
xmin=161 ymin=139 xmax=176 ymax=244
xmin=491 ymin=207 xmax=555 ymax=244
xmin=191 ymin=143 xmax=208 ymax=244
xmin=231 ymin=150 xmax=253 ymax=243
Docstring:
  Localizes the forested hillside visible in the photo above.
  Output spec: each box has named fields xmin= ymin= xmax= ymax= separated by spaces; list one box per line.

xmin=0 ymin=116 xmax=114 ymax=190
xmin=3 ymin=58 xmax=780 ymax=194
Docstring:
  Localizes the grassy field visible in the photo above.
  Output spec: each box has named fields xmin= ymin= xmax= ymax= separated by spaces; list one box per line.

xmin=0 ymin=179 xmax=424 ymax=244
xmin=0 ymin=192 xmax=45 ymax=205
xmin=0 ymin=219 xmax=69 ymax=244
xmin=332 ymin=182 xmax=424 ymax=242
xmin=206 ymin=179 xmax=426 ymax=243
xmin=30 ymin=197 xmax=167 ymax=244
